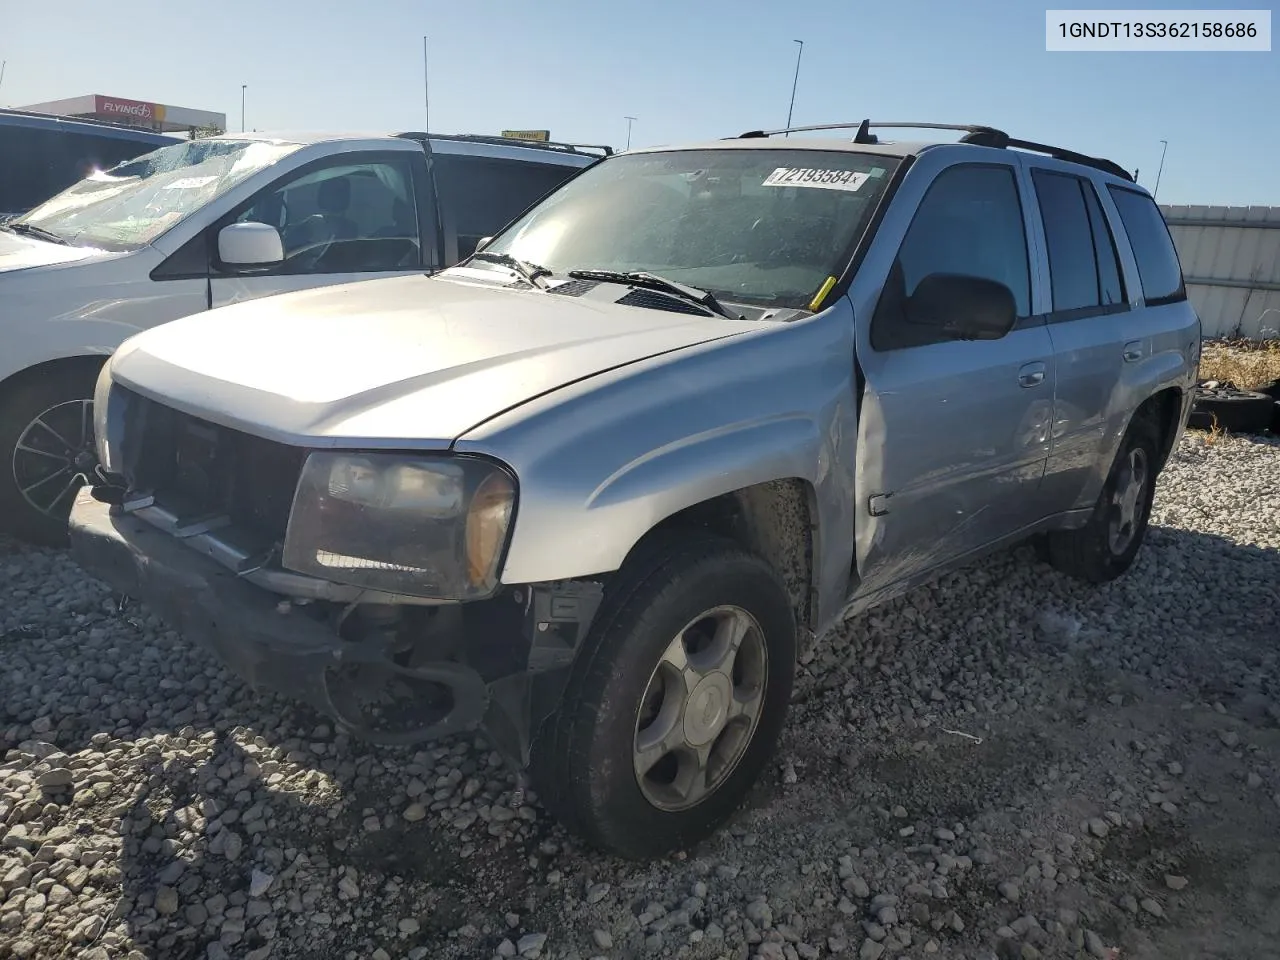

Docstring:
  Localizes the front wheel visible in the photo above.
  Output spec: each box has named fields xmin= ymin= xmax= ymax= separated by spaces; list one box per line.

xmin=531 ymin=533 xmax=796 ymax=860
xmin=0 ymin=364 xmax=103 ymax=546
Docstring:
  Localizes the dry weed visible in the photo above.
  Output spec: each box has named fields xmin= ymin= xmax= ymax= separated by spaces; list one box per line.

xmin=1198 ymin=338 xmax=1280 ymax=390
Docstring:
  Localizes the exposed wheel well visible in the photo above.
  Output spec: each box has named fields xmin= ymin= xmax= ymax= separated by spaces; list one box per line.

xmin=0 ymin=355 xmax=107 ymax=400
xmin=1134 ymin=386 xmax=1184 ymax=471
xmin=648 ymin=479 xmax=817 ymax=641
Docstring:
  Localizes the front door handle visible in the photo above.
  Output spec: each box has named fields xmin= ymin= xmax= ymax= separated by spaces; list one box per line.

xmin=1018 ymin=361 xmax=1047 ymax=388
xmin=1123 ymin=340 xmax=1143 ymax=363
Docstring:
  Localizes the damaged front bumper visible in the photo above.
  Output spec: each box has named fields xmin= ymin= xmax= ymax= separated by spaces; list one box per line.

xmin=67 ymin=488 xmax=602 ymax=765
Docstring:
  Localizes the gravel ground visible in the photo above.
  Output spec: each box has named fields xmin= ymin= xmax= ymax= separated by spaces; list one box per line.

xmin=2 ymin=431 xmax=1278 ymax=960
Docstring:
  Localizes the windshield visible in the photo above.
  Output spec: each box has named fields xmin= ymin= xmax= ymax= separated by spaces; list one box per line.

xmin=481 ymin=148 xmax=899 ymax=309
xmin=11 ymin=139 xmax=301 ymax=250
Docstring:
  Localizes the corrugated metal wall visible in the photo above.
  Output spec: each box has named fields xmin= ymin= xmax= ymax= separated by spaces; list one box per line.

xmin=1160 ymin=204 xmax=1280 ymax=340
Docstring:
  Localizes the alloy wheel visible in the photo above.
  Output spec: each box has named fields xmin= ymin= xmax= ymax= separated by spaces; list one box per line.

xmin=633 ymin=604 xmax=768 ymax=811
xmin=1107 ymin=446 xmax=1149 ymax=556
xmin=12 ymin=399 xmax=97 ymax=518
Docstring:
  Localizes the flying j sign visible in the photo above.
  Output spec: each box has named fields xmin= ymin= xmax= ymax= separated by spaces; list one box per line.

xmin=94 ymin=95 xmax=166 ymax=124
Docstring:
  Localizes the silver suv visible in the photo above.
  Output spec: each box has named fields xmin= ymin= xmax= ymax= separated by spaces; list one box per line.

xmin=69 ymin=120 xmax=1200 ymax=860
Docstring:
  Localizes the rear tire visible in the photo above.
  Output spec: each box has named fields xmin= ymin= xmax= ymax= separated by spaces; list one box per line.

xmin=0 ymin=363 xmax=103 ymax=547
xmin=1039 ymin=415 xmax=1160 ymax=584
xmin=530 ymin=532 xmax=796 ymax=860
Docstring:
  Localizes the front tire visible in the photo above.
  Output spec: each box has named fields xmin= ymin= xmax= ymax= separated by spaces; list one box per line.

xmin=531 ymin=533 xmax=796 ymax=860
xmin=1039 ymin=414 xmax=1160 ymax=584
xmin=0 ymin=363 xmax=103 ymax=547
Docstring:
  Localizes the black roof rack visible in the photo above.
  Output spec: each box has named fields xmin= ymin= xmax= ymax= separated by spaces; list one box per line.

xmin=735 ymin=120 xmax=1134 ymax=182
xmin=396 ymin=132 xmax=612 ymax=157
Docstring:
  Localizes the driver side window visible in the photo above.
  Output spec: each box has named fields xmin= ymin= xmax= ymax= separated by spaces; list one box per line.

xmin=871 ymin=164 xmax=1031 ymax=351
xmin=224 ymin=157 xmax=420 ymax=275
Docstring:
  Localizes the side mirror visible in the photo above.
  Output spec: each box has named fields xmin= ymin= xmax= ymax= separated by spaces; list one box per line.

xmin=475 ymin=236 xmax=493 ymax=252
xmin=218 ymin=222 xmax=284 ymax=267
xmin=906 ymin=272 xmax=1017 ymax=341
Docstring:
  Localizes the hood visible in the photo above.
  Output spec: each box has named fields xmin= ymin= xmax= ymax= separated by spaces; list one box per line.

xmin=0 ymin=229 xmax=110 ymax=273
xmin=110 ymin=272 xmax=755 ymax=447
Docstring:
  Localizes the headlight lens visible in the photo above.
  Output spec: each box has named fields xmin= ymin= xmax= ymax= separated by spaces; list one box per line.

xmin=466 ymin=469 xmax=516 ymax=588
xmin=327 ymin=456 xmax=464 ymax=516
xmin=283 ymin=452 xmax=517 ymax=600
xmin=92 ymin=363 xmax=118 ymax=473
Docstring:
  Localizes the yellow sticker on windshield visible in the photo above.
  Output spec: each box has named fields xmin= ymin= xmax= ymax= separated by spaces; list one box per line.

xmin=763 ymin=167 xmax=870 ymax=191
xmin=809 ymin=276 xmax=837 ymax=312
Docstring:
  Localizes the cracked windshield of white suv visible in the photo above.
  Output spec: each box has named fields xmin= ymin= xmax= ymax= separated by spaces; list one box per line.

xmin=481 ymin=149 xmax=898 ymax=309
xmin=13 ymin=139 xmax=300 ymax=250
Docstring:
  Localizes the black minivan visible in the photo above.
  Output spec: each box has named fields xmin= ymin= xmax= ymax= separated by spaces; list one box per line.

xmin=0 ymin=110 xmax=176 ymax=221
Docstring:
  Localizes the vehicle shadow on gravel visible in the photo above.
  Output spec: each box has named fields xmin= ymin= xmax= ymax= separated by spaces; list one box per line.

xmin=108 ymin=726 xmax=544 ymax=960
xmin=103 ymin=721 xmax=550 ymax=960
xmin=2 ymin=513 xmax=1279 ymax=959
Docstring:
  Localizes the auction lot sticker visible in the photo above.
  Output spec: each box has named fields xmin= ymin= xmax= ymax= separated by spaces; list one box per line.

xmin=763 ymin=167 xmax=870 ymax=191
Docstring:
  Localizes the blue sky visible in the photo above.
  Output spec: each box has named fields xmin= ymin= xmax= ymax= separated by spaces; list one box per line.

xmin=2 ymin=0 xmax=1275 ymax=205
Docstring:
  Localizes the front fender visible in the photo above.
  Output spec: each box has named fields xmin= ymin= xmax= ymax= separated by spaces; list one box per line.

xmin=0 ymin=250 xmax=206 ymax=387
xmin=455 ymin=301 xmax=860 ymax=628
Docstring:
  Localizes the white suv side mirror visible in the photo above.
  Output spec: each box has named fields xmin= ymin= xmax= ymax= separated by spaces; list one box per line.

xmin=218 ymin=222 xmax=284 ymax=267
xmin=475 ymin=236 xmax=493 ymax=252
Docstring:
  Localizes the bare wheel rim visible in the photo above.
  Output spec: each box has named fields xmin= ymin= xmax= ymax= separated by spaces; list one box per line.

xmin=633 ymin=604 xmax=768 ymax=812
xmin=1107 ymin=446 xmax=1149 ymax=556
xmin=11 ymin=399 xmax=96 ymax=519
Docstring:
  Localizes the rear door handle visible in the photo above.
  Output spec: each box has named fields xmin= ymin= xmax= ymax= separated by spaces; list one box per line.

xmin=1018 ymin=361 xmax=1046 ymax=388
xmin=1123 ymin=340 xmax=1143 ymax=363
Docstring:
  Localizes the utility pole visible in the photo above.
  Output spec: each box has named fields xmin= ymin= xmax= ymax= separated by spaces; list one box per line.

xmin=624 ymin=116 xmax=636 ymax=150
xmin=1153 ymin=139 xmax=1169 ymax=200
xmin=0 ymin=61 xmax=7 ymax=104
xmin=423 ymin=37 xmax=430 ymax=133
xmin=785 ymin=40 xmax=804 ymax=136
xmin=240 ymin=85 xmax=247 ymax=133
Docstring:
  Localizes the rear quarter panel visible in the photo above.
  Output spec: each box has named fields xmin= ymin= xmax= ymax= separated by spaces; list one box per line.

xmin=1074 ymin=177 xmax=1201 ymax=510
xmin=1108 ymin=299 xmax=1200 ymax=469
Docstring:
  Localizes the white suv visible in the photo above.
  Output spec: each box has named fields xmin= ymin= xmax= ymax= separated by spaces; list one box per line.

xmin=0 ymin=131 xmax=604 ymax=543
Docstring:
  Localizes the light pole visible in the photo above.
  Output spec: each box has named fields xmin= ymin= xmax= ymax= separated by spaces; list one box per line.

xmin=1153 ymin=139 xmax=1169 ymax=200
xmin=624 ymin=116 xmax=637 ymax=150
xmin=422 ymin=37 xmax=430 ymax=133
xmin=240 ymin=85 xmax=247 ymax=133
xmin=785 ymin=40 xmax=804 ymax=136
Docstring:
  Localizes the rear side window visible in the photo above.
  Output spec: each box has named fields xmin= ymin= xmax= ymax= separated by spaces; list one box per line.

xmin=1031 ymin=170 xmax=1127 ymax=314
xmin=432 ymin=154 xmax=581 ymax=261
xmin=1107 ymin=186 xmax=1186 ymax=306
xmin=1032 ymin=171 xmax=1098 ymax=312
xmin=1081 ymin=182 xmax=1125 ymax=306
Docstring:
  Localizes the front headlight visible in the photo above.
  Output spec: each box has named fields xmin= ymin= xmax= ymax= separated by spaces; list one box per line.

xmin=282 ymin=452 xmax=517 ymax=600
xmin=92 ymin=363 xmax=120 ymax=473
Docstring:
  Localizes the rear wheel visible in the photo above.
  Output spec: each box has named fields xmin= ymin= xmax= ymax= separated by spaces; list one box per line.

xmin=0 ymin=363 xmax=103 ymax=546
xmin=531 ymin=533 xmax=796 ymax=860
xmin=1039 ymin=415 xmax=1160 ymax=584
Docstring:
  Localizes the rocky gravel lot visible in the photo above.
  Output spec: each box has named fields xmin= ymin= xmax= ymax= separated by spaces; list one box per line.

xmin=2 ymin=431 xmax=1278 ymax=960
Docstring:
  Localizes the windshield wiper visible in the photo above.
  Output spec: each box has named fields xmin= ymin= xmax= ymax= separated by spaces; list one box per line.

xmin=5 ymin=222 xmax=69 ymax=245
xmin=568 ymin=269 xmax=745 ymax=321
xmin=469 ymin=251 xmax=551 ymax=289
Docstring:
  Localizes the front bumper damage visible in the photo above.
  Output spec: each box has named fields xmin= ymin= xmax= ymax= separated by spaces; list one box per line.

xmin=67 ymin=488 xmax=603 ymax=767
